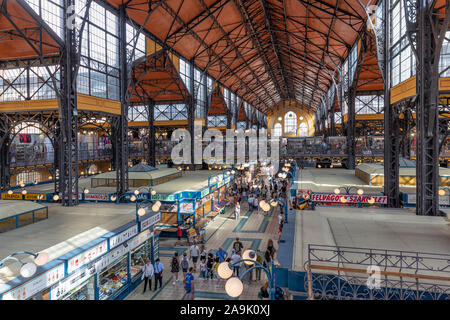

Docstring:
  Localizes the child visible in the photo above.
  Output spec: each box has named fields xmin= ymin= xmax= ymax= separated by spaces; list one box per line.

xmin=213 ymin=257 xmax=220 ymax=287
xmin=206 ymin=253 xmax=214 ymax=279
xmin=199 ymin=258 xmax=207 ymax=279
xmin=181 ymin=252 xmax=189 ymax=277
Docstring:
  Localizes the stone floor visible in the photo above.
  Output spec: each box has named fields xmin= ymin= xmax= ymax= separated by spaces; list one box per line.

xmin=126 ymin=201 xmax=281 ymax=300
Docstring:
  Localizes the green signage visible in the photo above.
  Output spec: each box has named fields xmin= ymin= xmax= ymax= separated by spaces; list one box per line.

xmin=151 ymin=194 xmax=175 ymax=201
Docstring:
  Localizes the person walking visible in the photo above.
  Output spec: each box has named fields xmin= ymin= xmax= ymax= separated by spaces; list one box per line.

xmin=206 ymin=253 xmax=214 ymax=279
xmin=253 ymin=196 xmax=259 ymax=212
xmin=183 ymin=267 xmax=195 ymax=300
xmin=141 ymin=259 xmax=154 ymax=293
xmin=230 ymin=250 xmax=241 ymax=277
xmin=200 ymin=245 xmax=207 ymax=261
xmin=170 ymin=252 xmax=180 ymax=285
xmin=181 ymin=252 xmax=190 ymax=277
xmin=199 ymin=258 xmax=207 ymax=279
xmin=232 ymin=237 xmax=243 ymax=255
xmin=235 ymin=201 xmax=241 ymax=220
xmin=176 ymin=224 xmax=183 ymax=245
xmin=190 ymin=241 xmax=200 ymax=272
xmin=255 ymin=250 xmax=263 ymax=281
xmin=216 ymin=247 xmax=228 ymax=263
xmin=267 ymin=239 xmax=276 ymax=260
xmin=153 ymin=258 xmax=164 ymax=291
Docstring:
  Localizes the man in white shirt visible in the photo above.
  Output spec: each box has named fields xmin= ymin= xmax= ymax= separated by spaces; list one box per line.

xmin=231 ymin=251 xmax=241 ymax=277
xmin=154 ymin=259 xmax=164 ymax=291
xmin=235 ymin=201 xmax=241 ymax=220
xmin=142 ymin=259 xmax=154 ymax=293
xmin=190 ymin=241 xmax=200 ymax=272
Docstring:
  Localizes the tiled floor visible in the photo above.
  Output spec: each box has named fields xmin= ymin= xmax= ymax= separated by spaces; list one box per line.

xmin=126 ymin=202 xmax=281 ymax=300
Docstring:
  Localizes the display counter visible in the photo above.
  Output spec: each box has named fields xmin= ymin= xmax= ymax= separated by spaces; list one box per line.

xmin=130 ymin=241 xmax=150 ymax=280
xmin=98 ymin=254 xmax=128 ymax=300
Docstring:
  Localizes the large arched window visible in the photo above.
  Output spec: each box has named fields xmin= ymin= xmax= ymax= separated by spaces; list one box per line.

xmin=284 ymin=111 xmax=297 ymax=134
xmin=273 ymin=123 xmax=282 ymax=137
xmin=298 ymin=122 xmax=308 ymax=136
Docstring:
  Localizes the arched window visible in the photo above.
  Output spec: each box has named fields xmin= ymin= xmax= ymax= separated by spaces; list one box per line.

xmin=273 ymin=123 xmax=282 ymax=137
xmin=298 ymin=122 xmax=308 ymax=136
xmin=284 ymin=111 xmax=297 ymax=134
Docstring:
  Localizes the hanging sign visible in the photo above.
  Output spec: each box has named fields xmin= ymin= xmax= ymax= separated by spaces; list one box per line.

xmin=2 ymin=264 xmax=65 ymax=300
xmin=1 ymin=193 xmax=22 ymax=200
xmin=109 ymin=225 xmax=138 ymax=249
xmin=67 ymin=240 xmax=108 ymax=274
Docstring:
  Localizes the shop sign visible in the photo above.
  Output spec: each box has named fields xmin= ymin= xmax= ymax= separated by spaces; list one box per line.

xmin=1 ymin=193 xmax=22 ymax=200
xmin=67 ymin=240 xmax=108 ymax=274
xmin=109 ymin=225 xmax=138 ymax=249
xmin=224 ymin=176 xmax=231 ymax=184
xmin=151 ymin=193 xmax=175 ymax=201
xmin=2 ymin=264 xmax=65 ymax=300
xmin=310 ymin=193 xmax=387 ymax=204
xmin=201 ymin=188 xmax=209 ymax=198
xmin=218 ymin=180 xmax=225 ymax=188
xmin=140 ymin=212 xmax=161 ymax=231
xmin=85 ymin=193 xmax=109 ymax=201
xmin=25 ymin=194 xmax=46 ymax=201
xmin=129 ymin=229 xmax=151 ymax=250
xmin=179 ymin=202 xmax=194 ymax=213
xmin=50 ymin=264 xmax=96 ymax=300
xmin=95 ymin=244 xmax=128 ymax=271
xmin=210 ymin=185 xmax=217 ymax=192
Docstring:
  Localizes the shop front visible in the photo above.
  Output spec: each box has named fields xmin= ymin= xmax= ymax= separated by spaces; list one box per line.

xmin=0 ymin=220 xmax=159 ymax=301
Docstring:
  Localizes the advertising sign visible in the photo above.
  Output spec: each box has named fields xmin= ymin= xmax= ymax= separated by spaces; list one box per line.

xmin=179 ymin=202 xmax=194 ymax=213
xmin=129 ymin=229 xmax=152 ymax=250
xmin=50 ymin=264 xmax=96 ymax=300
xmin=2 ymin=264 xmax=65 ymax=300
xmin=25 ymin=194 xmax=46 ymax=201
xmin=310 ymin=193 xmax=387 ymax=204
xmin=1 ymin=193 xmax=22 ymax=200
xmin=95 ymin=244 xmax=128 ymax=272
xmin=140 ymin=212 xmax=161 ymax=231
xmin=67 ymin=240 xmax=108 ymax=274
xmin=109 ymin=225 xmax=138 ymax=249
xmin=85 ymin=193 xmax=109 ymax=201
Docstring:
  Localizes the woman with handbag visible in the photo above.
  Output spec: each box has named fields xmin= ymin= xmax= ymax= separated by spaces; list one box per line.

xmin=171 ymin=251 xmax=181 ymax=285
xmin=141 ymin=259 xmax=154 ymax=294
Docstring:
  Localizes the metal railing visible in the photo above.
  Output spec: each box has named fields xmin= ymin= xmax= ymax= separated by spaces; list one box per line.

xmin=304 ymin=244 xmax=450 ymax=300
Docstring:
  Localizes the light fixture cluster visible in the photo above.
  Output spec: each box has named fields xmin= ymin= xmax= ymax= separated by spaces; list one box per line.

xmin=218 ymin=250 xmax=257 ymax=298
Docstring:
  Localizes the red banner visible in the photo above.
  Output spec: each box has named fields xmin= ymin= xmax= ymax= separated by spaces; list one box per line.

xmin=311 ymin=193 xmax=387 ymax=204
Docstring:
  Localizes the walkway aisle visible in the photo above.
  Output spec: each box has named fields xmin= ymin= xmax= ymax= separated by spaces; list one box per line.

xmin=126 ymin=201 xmax=281 ymax=300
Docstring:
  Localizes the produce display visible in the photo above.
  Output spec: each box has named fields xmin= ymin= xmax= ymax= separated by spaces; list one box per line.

xmin=98 ymin=258 xmax=128 ymax=300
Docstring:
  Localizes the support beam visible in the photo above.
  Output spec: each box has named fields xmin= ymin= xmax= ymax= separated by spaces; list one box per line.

xmin=404 ymin=0 xmax=450 ymax=215
xmin=116 ymin=4 xmax=129 ymax=196
xmin=148 ymin=101 xmax=156 ymax=167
